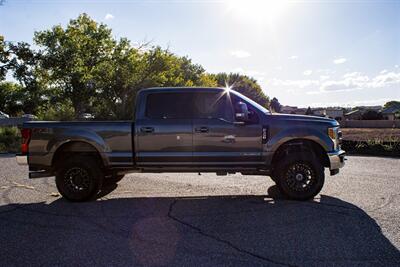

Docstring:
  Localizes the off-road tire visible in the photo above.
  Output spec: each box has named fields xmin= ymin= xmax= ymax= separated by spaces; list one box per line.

xmin=274 ymin=152 xmax=324 ymax=200
xmin=55 ymin=156 xmax=104 ymax=202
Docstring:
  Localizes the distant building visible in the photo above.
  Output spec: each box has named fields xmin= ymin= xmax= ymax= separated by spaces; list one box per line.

xmin=294 ymin=108 xmax=307 ymax=115
xmin=281 ymin=105 xmax=388 ymax=120
xmin=357 ymin=105 xmax=382 ymax=112
xmin=326 ymin=108 xmax=344 ymax=121
xmin=280 ymin=106 xmax=298 ymax=114
xmin=382 ymin=106 xmax=400 ymax=120
xmin=313 ymin=108 xmax=326 ymax=117
xmin=344 ymin=109 xmax=362 ymax=120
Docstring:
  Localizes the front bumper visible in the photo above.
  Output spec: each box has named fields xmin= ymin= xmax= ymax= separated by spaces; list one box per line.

xmin=16 ymin=154 xmax=28 ymax=165
xmin=328 ymin=150 xmax=346 ymax=171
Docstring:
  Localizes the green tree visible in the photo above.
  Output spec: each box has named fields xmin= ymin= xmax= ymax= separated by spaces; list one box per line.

xmin=3 ymin=13 xmax=270 ymax=121
xmin=211 ymin=73 xmax=269 ymax=107
xmin=384 ymin=101 xmax=400 ymax=109
xmin=33 ymin=14 xmax=217 ymax=120
xmin=0 ymin=35 xmax=9 ymax=81
xmin=7 ymin=41 xmax=49 ymax=114
xmin=34 ymin=13 xmax=116 ymax=118
xmin=94 ymin=38 xmax=218 ymax=119
xmin=0 ymin=81 xmax=25 ymax=115
xmin=1 ymin=36 xmax=48 ymax=115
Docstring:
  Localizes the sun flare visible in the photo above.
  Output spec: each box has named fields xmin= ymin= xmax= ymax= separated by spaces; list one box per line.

xmin=226 ymin=0 xmax=290 ymax=26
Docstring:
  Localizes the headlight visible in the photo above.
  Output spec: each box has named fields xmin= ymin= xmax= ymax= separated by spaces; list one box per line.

xmin=328 ymin=127 xmax=337 ymax=140
xmin=328 ymin=127 xmax=340 ymax=149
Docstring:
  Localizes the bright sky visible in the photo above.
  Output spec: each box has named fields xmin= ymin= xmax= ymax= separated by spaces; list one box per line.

xmin=1 ymin=0 xmax=399 ymax=107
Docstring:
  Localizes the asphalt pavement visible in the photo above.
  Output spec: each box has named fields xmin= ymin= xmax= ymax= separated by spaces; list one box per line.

xmin=0 ymin=155 xmax=399 ymax=266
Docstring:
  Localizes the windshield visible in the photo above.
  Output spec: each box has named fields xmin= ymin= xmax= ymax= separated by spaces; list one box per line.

xmin=229 ymin=89 xmax=270 ymax=114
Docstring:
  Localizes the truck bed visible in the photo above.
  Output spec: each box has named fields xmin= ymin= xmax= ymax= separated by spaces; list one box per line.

xmin=24 ymin=121 xmax=134 ymax=169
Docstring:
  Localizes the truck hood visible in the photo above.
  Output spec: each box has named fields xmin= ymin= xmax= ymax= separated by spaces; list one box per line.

xmin=268 ymin=113 xmax=338 ymax=126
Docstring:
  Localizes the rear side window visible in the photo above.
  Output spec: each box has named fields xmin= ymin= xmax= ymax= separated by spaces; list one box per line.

xmin=192 ymin=92 xmax=233 ymax=120
xmin=145 ymin=93 xmax=192 ymax=119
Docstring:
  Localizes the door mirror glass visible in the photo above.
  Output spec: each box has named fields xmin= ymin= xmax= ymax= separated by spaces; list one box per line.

xmin=235 ymin=102 xmax=249 ymax=122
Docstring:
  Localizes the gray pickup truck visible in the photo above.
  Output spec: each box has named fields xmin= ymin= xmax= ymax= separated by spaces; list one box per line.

xmin=17 ymin=87 xmax=345 ymax=201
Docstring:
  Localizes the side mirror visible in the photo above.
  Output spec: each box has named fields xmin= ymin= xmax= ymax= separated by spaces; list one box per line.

xmin=235 ymin=102 xmax=249 ymax=122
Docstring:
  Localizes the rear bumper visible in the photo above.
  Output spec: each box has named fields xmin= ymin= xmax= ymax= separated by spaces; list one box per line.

xmin=16 ymin=154 xmax=28 ymax=165
xmin=328 ymin=150 xmax=346 ymax=171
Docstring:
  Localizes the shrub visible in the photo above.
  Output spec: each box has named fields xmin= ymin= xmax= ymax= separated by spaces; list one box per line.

xmin=0 ymin=127 xmax=21 ymax=153
xmin=36 ymin=100 xmax=75 ymax=121
xmin=341 ymin=139 xmax=400 ymax=157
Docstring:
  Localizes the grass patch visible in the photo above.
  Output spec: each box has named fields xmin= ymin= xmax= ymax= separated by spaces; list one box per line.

xmin=341 ymin=128 xmax=400 ymax=142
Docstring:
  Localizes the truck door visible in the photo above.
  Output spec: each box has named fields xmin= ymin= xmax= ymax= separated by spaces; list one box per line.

xmin=136 ymin=92 xmax=193 ymax=166
xmin=192 ymin=91 xmax=263 ymax=166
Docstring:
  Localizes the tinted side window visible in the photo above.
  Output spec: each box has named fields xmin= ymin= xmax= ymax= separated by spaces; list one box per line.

xmin=193 ymin=92 xmax=233 ymax=120
xmin=146 ymin=93 xmax=192 ymax=119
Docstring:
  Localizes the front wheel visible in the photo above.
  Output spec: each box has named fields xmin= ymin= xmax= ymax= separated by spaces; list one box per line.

xmin=273 ymin=152 xmax=325 ymax=200
xmin=55 ymin=156 xmax=104 ymax=202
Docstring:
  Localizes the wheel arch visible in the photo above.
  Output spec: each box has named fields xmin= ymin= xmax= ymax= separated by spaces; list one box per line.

xmin=52 ymin=141 xmax=106 ymax=170
xmin=271 ymin=139 xmax=330 ymax=170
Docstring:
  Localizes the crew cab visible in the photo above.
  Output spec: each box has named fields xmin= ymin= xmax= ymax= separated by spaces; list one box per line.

xmin=17 ymin=87 xmax=345 ymax=201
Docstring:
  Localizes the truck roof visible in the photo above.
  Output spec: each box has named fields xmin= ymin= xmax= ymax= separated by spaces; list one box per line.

xmin=138 ymin=87 xmax=227 ymax=94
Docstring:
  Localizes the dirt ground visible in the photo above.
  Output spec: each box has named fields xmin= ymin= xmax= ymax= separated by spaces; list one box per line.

xmin=341 ymin=128 xmax=400 ymax=141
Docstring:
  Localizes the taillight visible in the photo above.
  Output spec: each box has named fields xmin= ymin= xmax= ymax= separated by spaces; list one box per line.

xmin=20 ymin=128 xmax=31 ymax=155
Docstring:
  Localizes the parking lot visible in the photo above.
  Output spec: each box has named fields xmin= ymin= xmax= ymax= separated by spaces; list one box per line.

xmin=0 ymin=155 xmax=399 ymax=266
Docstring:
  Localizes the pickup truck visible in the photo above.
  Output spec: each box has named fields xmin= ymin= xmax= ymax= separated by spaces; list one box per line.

xmin=17 ymin=87 xmax=345 ymax=202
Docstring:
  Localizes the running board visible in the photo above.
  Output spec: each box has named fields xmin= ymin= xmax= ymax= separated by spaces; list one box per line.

xmin=29 ymin=171 xmax=53 ymax=179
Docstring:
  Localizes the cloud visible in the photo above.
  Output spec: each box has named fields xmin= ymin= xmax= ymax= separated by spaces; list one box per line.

xmin=104 ymin=13 xmax=114 ymax=20
xmin=268 ymin=70 xmax=400 ymax=95
xmin=268 ymin=78 xmax=319 ymax=89
xmin=303 ymin=70 xmax=313 ymax=76
xmin=231 ymin=67 xmax=265 ymax=81
xmin=320 ymin=81 xmax=360 ymax=92
xmin=230 ymin=50 xmax=251 ymax=58
xmin=319 ymin=71 xmax=400 ymax=93
xmin=310 ymin=98 xmax=398 ymax=108
xmin=333 ymin=58 xmax=347 ymax=64
xmin=343 ymin=72 xmax=361 ymax=78
xmin=288 ymin=55 xmax=298 ymax=60
xmin=316 ymin=69 xmax=335 ymax=75
xmin=370 ymin=71 xmax=400 ymax=87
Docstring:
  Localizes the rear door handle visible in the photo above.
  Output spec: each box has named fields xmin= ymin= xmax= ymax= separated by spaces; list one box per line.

xmin=140 ymin=127 xmax=154 ymax=133
xmin=195 ymin=127 xmax=209 ymax=133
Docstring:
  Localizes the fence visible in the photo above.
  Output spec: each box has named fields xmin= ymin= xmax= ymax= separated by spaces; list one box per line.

xmin=339 ymin=120 xmax=400 ymax=128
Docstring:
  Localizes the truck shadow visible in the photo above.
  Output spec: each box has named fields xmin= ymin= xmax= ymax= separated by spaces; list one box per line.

xmin=0 ymin=186 xmax=399 ymax=266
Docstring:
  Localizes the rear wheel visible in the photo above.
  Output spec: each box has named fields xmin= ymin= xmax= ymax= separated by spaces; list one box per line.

xmin=273 ymin=152 xmax=324 ymax=200
xmin=55 ymin=156 xmax=104 ymax=202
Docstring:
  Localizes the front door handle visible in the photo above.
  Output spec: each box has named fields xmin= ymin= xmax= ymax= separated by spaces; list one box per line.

xmin=195 ymin=126 xmax=209 ymax=133
xmin=140 ymin=127 xmax=154 ymax=133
